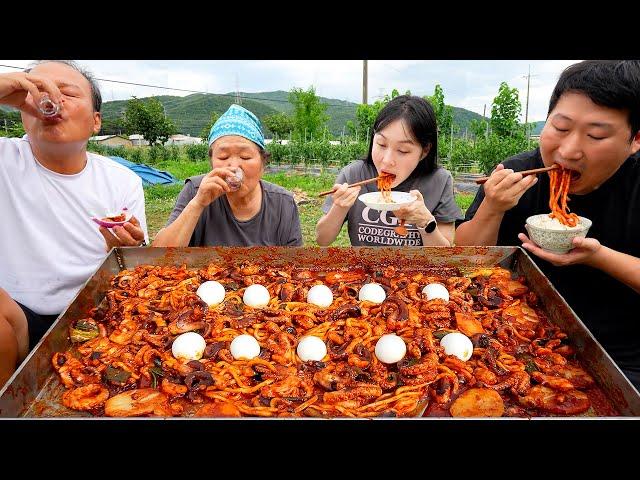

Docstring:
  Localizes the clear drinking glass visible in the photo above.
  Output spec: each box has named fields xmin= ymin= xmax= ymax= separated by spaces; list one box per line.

xmin=226 ymin=168 xmax=244 ymax=191
xmin=38 ymin=94 xmax=60 ymax=117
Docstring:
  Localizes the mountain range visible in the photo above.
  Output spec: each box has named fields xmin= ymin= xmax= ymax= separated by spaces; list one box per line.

xmin=100 ymin=91 xmax=542 ymax=138
xmin=1 ymin=93 xmax=545 ymax=137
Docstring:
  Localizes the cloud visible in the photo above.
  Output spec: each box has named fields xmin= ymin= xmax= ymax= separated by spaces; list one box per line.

xmin=0 ymin=59 xmax=581 ymax=121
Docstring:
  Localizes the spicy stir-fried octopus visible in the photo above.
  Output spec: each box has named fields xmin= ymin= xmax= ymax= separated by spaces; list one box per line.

xmin=101 ymin=213 xmax=126 ymax=222
xmin=548 ymin=167 xmax=579 ymax=227
xmin=377 ymin=172 xmax=395 ymax=203
xmin=53 ymin=263 xmax=600 ymax=417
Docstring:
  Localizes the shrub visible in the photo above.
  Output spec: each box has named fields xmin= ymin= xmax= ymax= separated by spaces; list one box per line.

xmin=125 ymin=147 xmax=145 ymax=164
xmin=185 ymin=143 xmax=209 ymax=162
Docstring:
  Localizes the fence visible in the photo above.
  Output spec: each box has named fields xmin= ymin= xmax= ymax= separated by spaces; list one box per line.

xmin=87 ymin=134 xmax=536 ymax=177
xmin=88 ymin=139 xmax=369 ymax=168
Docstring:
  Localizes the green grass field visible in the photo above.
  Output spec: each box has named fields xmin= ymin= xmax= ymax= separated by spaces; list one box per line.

xmin=144 ymin=161 xmax=475 ymax=246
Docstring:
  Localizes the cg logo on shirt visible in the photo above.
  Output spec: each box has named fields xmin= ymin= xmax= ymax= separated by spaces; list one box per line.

xmin=362 ymin=207 xmax=400 ymax=226
xmin=357 ymin=207 xmax=422 ymax=245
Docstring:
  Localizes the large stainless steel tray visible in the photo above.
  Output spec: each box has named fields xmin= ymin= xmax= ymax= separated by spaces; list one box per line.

xmin=1 ymin=246 xmax=638 ymax=417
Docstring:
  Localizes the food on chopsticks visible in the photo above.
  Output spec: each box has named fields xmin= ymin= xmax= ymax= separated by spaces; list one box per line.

xmin=377 ymin=171 xmax=395 ymax=203
xmin=548 ymin=166 xmax=580 ymax=227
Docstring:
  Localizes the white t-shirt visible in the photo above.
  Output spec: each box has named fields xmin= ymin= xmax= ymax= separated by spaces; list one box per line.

xmin=0 ymin=136 xmax=148 ymax=315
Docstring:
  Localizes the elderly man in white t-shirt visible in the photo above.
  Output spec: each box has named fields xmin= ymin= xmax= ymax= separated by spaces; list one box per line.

xmin=0 ymin=60 xmax=148 ymax=387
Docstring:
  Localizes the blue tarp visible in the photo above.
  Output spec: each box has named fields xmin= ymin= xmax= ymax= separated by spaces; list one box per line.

xmin=108 ymin=156 xmax=180 ymax=186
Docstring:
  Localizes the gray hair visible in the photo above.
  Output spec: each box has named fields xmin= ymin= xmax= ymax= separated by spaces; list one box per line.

xmin=26 ymin=60 xmax=102 ymax=112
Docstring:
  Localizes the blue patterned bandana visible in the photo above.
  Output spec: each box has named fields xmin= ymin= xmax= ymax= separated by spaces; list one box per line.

xmin=207 ymin=104 xmax=266 ymax=149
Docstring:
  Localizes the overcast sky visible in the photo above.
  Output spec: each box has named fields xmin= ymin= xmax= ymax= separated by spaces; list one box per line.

xmin=0 ymin=60 xmax=581 ymax=122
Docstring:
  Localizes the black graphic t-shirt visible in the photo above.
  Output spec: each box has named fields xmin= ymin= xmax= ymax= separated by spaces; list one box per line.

xmin=323 ymin=160 xmax=463 ymax=246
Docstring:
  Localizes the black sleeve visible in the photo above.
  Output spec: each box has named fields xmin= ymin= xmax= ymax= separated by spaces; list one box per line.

xmin=455 ymin=180 xmax=535 ymax=246
xmin=455 ymin=149 xmax=541 ymax=227
xmin=455 ymin=184 xmax=486 ymax=227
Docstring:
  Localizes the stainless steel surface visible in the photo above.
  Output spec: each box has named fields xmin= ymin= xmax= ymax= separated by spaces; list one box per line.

xmin=1 ymin=246 xmax=638 ymax=418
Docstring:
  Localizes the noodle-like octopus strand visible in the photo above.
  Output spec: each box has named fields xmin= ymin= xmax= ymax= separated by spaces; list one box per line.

xmin=548 ymin=167 xmax=579 ymax=226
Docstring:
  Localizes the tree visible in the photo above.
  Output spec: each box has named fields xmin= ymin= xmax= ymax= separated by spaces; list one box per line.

xmin=263 ymin=112 xmax=294 ymax=140
xmin=490 ymin=82 xmax=522 ymax=138
xmin=347 ymin=100 xmax=385 ymax=140
xmin=199 ymin=111 xmax=221 ymax=142
xmin=425 ymin=84 xmax=454 ymax=136
xmin=346 ymin=88 xmax=412 ymax=141
xmin=288 ymin=87 xmax=329 ymax=141
xmin=123 ymin=97 xmax=176 ymax=146
xmin=385 ymin=88 xmax=410 ymax=101
xmin=469 ymin=118 xmax=488 ymax=139
xmin=99 ymin=117 xmax=126 ymax=136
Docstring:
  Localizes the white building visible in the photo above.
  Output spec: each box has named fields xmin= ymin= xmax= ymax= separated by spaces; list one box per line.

xmin=166 ymin=134 xmax=203 ymax=145
xmin=264 ymin=139 xmax=343 ymax=146
xmin=89 ymin=135 xmax=133 ymax=147
xmin=126 ymin=134 xmax=202 ymax=146
xmin=128 ymin=134 xmax=148 ymax=146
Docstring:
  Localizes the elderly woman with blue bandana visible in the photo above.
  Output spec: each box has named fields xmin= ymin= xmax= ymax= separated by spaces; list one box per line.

xmin=153 ymin=105 xmax=303 ymax=247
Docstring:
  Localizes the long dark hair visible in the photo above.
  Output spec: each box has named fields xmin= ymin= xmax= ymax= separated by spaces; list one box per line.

xmin=364 ymin=95 xmax=439 ymax=176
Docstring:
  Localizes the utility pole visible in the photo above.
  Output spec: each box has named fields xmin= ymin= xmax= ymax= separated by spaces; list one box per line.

xmin=522 ymin=65 xmax=538 ymax=147
xmin=362 ymin=60 xmax=368 ymax=105
xmin=524 ymin=65 xmax=531 ymax=145
xmin=235 ymin=73 xmax=241 ymax=105
xmin=483 ymin=104 xmax=489 ymax=139
xmin=449 ymin=120 xmax=454 ymax=161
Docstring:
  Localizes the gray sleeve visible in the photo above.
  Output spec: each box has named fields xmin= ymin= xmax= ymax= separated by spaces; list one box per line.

xmin=283 ymin=198 xmax=303 ymax=246
xmin=166 ymin=180 xmax=196 ymax=227
xmin=321 ymin=168 xmax=349 ymax=214
xmin=432 ymin=173 xmax=464 ymax=223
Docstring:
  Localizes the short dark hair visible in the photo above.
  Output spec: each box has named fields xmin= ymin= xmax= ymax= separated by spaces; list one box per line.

xmin=364 ymin=95 xmax=439 ymax=176
xmin=548 ymin=60 xmax=640 ymax=139
xmin=26 ymin=60 xmax=102 ymax=113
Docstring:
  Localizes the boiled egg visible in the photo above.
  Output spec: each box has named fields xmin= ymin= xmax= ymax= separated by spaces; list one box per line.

xmin=306 ymin=284 xmax=333 ymax=308
xmin=374 ymin=334 xmax=406 ymax=364
xmin=422 ymin=283 xmax=449 ymax=302
xmin=230 ymin=334 xmax=261 ymax=360
xmin=296 ymin=335 xmax=327 ymax=362
xmin=440 ymin=332 xmax=473 ymax=361
xmin=358 ymin=283 xmax=386 ymax=304
xmin=243 ymin=284 xmax=270 ymax=308
xmin=196 ymin=280 xmax=226 ymax=306
xmin=171 ymin=332 xmax=206 ymax=361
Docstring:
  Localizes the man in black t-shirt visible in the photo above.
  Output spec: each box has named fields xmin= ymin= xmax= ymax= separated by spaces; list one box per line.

xmin=456 ymin=60 xmax=640 ymax=390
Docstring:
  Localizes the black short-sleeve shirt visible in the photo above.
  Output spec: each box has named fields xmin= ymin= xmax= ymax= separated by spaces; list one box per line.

xmin=460 ymin=148 xmax=640 ymax=384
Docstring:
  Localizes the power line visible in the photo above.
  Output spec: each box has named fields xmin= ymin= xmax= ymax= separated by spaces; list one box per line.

xmin=0 ymin=63 xmax=357 ymax=108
